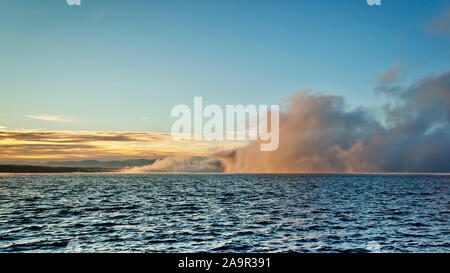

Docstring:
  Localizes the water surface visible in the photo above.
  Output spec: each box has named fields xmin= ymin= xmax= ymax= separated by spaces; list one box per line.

xmin=0 ymin=174 xmax=448 ymax=252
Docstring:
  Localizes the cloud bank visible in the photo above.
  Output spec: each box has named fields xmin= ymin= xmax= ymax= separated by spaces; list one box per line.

xmin=221 ymin=70 xmax=450 ymax=173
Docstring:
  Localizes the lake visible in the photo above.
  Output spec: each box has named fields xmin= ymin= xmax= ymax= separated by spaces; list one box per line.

xmin=0 ymin=174 xmax=448 ymax=252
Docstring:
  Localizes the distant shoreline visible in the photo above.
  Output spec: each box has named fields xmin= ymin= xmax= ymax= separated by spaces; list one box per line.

xmin=0 ymin=165 xmax=449 ymax=175
xmin=0 ymin=164 xmax=119 ymax=173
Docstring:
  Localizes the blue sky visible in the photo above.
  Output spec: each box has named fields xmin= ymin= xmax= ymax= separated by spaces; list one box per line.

xmin=0 ymin=0 xmax=449 ymax=132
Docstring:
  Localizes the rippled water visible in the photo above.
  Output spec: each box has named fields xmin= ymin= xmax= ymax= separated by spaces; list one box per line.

xmin=0 ymin=174 xmax=449 ymax=252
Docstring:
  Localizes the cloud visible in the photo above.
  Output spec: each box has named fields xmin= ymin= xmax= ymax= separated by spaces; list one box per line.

xmin=0 ymin=130 xmax=242 ymax=162
xmin=374 ymin=63 xmax=405 ymax=96
xmin=0 ymin=131 xmax=165 ymax=143
xmin=26 ymin=114 xmax=73 ymax=122
xmin=376 ymin=62 xmax=403 ymax=86
xmin=425 ymin=7 xmax=450 ymax=35
xmin=124 ymin=156 xmax=224 ymax=173
xmin=221 ymin=70 xmax=450 ymax=173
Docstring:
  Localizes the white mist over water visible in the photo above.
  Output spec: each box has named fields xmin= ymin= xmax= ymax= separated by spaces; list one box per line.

xmin=124 ymin=156 xmax=224 ymax=173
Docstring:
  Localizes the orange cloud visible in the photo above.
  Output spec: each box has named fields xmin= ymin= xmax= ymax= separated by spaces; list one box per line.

xmin=0 ymin=130 xmax=245 ymax=162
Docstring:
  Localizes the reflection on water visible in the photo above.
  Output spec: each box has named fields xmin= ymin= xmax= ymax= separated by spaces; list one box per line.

xmin=0 ymin=174 xmax=448 ymax=252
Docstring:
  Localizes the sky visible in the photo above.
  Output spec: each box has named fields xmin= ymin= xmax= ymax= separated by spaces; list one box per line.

xmin=0 ymin=0 xmax=449 ymax=170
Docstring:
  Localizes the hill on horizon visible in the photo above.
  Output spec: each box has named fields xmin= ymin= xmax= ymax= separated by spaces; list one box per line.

xmin=44 ymin=159 xmax=157 ymax=169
